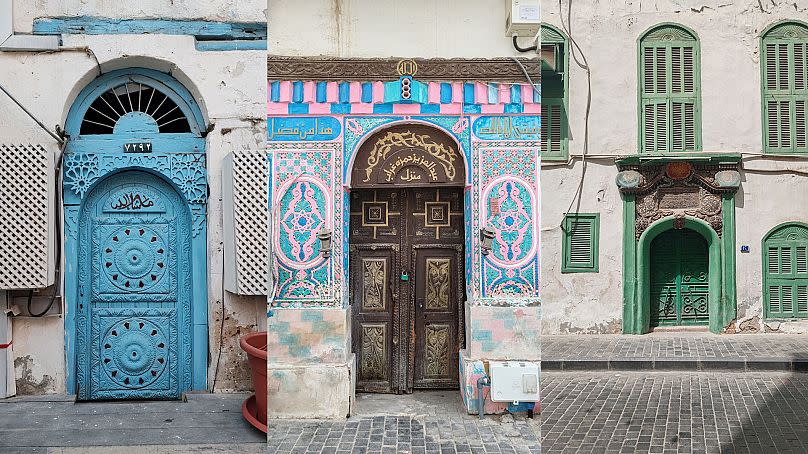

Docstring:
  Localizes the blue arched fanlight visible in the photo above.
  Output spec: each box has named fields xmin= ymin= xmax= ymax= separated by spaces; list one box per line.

xmin=65 ymin=68 xmax=206 ymax=140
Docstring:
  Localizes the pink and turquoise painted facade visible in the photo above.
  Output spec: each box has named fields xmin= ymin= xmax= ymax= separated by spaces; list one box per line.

xmin=267 ymin=74 xmax=540 ymax=418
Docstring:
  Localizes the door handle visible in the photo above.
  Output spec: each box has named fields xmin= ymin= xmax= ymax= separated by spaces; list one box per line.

xmin=392 ymin=335 xmax=399 ymax=345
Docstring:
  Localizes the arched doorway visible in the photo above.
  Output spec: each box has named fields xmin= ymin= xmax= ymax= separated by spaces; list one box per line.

xmin=649 ymin=228 xmax=709 ymax=327
xmin=348 ymin=124 xmax=466 ymax=393
xmin=63 ymin=68 xmax=207 ymax=399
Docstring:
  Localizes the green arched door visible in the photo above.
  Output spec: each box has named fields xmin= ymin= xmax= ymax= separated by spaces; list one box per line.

xmin=649 ymin=229 xmax=709 ymax=327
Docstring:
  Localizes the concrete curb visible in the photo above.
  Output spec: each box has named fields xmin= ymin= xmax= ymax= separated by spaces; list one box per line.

xmin=542 ymin=358 xmax=808 ymax=372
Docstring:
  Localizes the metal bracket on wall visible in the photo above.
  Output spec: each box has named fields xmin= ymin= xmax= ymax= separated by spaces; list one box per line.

xmin=0 ymin=0 xmax=59 ymax=51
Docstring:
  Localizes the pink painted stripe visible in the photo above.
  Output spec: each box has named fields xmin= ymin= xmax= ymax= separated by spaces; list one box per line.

xmin=440 ymin=103 xmax=463 ymax=115
xmin=307 ymin=103 xmax=331 ymax=114
xmin=500 ymin=84 xmax=511 ymax=104
xmin=372 ymin=82 xmax=385 ymax=103
xmin=452 ymin=82 xmax=463 ymax=103
xmin=349 ymin=82 xmax=362 ymax=103
xmin=475 ymin=83 xmax=488 ymax=104
xmin=521 ymin=84 xmax=533 ymax=104
xmin=523 ymin=104 xmax=541 ymax=114
xmin=392 ymin=104 xmax=421 ymax=114
xmin=326 ymin=82 xmax=339 ymax=103
xmin=352 ymin=103 xmax=374 ymax=114
xmin=428 ymin=82 xmax=441 ymax=104
xmin=278 ymin=81 xmax=292 ymax=102
xmin=266 ymin=82 xmax=272 ymax=102
xmin=303 ymin=81 xmax=316 ymax=103
xmin=481 ymin=104 xmax=505 ymax=114
xmin=267 ymin=103 xmax=288 ymax=115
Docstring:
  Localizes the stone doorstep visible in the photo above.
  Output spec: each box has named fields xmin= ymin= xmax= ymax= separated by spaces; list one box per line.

xmin=540 ymin=357 xmax=808 ymax=372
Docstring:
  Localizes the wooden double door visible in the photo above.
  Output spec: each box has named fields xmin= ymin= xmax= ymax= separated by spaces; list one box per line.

xmin=350 ymin=187 xmax=465 ymax=393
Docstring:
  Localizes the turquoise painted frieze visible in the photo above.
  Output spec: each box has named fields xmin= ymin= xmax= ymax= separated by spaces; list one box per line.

xmin=268 ymin=117 xmax=341 ymax=142
xmin=473 ymin=116 xmax=541 ymax=141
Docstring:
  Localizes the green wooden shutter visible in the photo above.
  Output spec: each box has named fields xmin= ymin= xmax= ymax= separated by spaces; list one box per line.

xmin=764 ymin=224 xmax=808 ymax=318
xmin=541 ymin=99 xmax=565 ymax=159
xmin=541 ymin=24 xmax=569 ymax=162
xmin=562 ymin=213 xmax=599 ymax=273
xmin=639 ymin=25 xmax=701 ymax=153
xmin=762 ymin=23 xmax=808 ymax=154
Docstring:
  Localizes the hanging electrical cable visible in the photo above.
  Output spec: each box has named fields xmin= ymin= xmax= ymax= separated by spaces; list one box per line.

xmin=558 ymin=0 xmax=593 ymax=225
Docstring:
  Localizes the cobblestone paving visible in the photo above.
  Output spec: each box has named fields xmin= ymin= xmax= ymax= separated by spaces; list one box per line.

xmin=543 ymin=333 xmax=808 ymax=360
xmin=542 ymin=371 xmax=808 ymax=453
xmin=267 ymin=391 xmax=539 ymax=454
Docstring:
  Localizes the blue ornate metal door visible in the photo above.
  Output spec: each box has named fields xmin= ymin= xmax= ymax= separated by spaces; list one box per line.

xmin=77 ymin=170 xmax=192 ymax=399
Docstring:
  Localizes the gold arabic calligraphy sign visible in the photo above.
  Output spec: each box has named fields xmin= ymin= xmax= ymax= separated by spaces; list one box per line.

xmin=352 ymin=126 xmax=464 ymax=188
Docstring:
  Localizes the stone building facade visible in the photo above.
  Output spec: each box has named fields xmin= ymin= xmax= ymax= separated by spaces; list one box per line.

xmin=267 ymin=0 xmax=541 ymax=419
xmin=0 ymin=1 xmax=267 ymax=398
xmin=541 ymin=1 xmax=808 ymax=335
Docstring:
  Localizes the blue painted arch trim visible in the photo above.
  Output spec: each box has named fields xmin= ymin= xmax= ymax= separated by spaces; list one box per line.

xmin=65 ymin=68 xmax=207 ymax=139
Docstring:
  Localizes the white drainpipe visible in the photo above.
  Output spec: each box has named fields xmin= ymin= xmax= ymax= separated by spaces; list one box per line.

xmin=0 ymin=0 xmax=59 ymax=51
xmin=0 ymin=291 xmax=14 ymax=398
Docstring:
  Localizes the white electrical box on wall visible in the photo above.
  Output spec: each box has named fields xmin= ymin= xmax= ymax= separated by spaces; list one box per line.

xmin=223 ymin=151 xmax=269 ymax=296
xmin=490 ymin=361 xmax=540 ymax=402
xmin=0 ymin=144 xmax=55 ymax=290
xmin=506 ymin=0 xmax=541 ymax=37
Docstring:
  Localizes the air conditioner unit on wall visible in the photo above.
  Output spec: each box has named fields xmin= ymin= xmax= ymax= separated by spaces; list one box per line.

xmin=0 ymin=144 xmax=55 ymax=290
xmin=505 ymin=0 xmax=541 ymax=38
xmin=223 ymin=151 xmax=269 ymax=296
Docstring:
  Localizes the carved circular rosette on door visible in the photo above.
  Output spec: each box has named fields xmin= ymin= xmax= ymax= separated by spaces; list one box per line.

xmin=102 ymin=318 xmax=168 ymax=389
xmin=103 ymin=225 xmax=168 ymax=292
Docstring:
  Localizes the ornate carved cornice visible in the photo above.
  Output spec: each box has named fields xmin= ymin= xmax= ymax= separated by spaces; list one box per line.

xmin=615 ymin=162 xmax=741 ymax=239
xmin=267 ymin=56 xmax=541 ymax=82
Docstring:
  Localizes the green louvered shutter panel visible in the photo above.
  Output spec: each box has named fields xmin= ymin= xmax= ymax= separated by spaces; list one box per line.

xmin=541 ymin=100 xmax=565 ymax=159
xmin=562 ymin=214 xmax=599 ymax=273
xmin=762 ymin=24 xmax=808 ymax=154
xmin=640 ymin=26 xmax=701 ymax=153
xmin=764 ymin=224 xmax=808 ymax=318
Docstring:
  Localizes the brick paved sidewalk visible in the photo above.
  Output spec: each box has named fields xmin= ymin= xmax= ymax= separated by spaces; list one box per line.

xmin=542 ymin=332 xmax=808 ymax=371
xmin=541 ymin=371 xmax=808 ymax=454
xmin=0 ymin=393 xmax=265 ymax=453
xmin=267 ymin=391 xmax=539 ymax=454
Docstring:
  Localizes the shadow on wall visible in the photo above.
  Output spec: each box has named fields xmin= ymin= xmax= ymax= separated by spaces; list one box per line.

xmin=722 ymin=354 xmax=808 ymax=453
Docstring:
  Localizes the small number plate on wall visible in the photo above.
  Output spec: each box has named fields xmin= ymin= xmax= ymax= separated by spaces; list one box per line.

xmin=124 ymin=142 xmax=153 ymax=153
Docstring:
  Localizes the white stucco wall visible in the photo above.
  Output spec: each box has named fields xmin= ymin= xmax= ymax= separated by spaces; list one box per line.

xmin=268 ymin=0 xmax=532 ymax=58
xmin=541 ymin=1 xmax=808 ymax=334
xmin=0 ymin=27 xmax=266 ymax=392
xmin=13 ymin=0 xmax=266 ymax=32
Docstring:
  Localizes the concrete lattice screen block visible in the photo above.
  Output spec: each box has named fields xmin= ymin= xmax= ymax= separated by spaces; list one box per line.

xmin=223 ymin=151 xmax=268 ymax=295
xmin=0 ymin=144 xmax=55 ymax=290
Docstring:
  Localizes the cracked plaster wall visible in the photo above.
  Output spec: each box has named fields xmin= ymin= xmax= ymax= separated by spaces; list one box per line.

xmin=12 ymin=0 xmax=266 ymax=32
xmin=0 ymin=30 xmax=266 ymax=393
xmin=542 ymin=1 xmax=808 ymax=334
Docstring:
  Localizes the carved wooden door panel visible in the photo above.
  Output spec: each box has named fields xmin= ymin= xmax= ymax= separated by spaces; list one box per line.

xmin=350 ymin=187 xmax=464 ymax=393
xmin=77 ymin=171 xmax=192 ymax=399
xmin=409 ymin=188 xmax=464 ymax=390
xmin=350 ymin=190 xmax=405 ymax=393
xmin=650 ymin=229 xmax=709 ymax=327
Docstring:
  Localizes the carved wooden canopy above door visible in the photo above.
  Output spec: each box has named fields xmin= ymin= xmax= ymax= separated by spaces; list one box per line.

xmin=352 ymin=125 xmax=465 ymax=189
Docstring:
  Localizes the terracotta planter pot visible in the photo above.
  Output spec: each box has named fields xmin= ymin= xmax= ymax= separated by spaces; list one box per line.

xmin=239 ymin=331 xmax=267 ymax=433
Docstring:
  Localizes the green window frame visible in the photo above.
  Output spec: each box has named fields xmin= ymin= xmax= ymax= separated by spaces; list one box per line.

xmin=763 ymin=222 xmax=808 ymax=318
xmin=541 ymin=24 xmax=569 ymax=162
xmin=562 ymin=213 xmax=599 ymax=273
xmin=761 ymin=21 xmax=808 ymax=154
xmin=638 ymin=24 xmax=702 ymax=153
